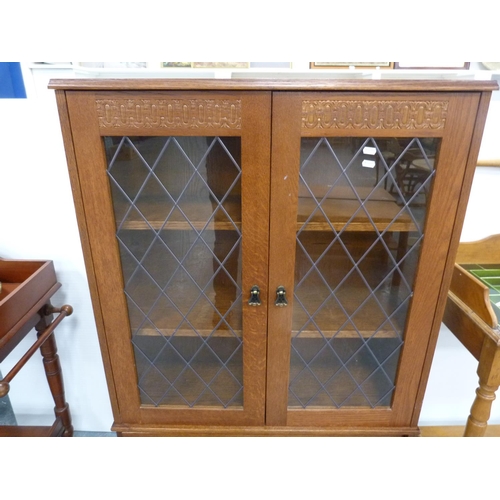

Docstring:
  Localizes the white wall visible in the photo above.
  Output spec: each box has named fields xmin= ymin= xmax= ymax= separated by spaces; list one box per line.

xmin=1 ymin=64 xmax=499 ymax=431
xmin=0 ymin=66 xmax=113 ymax=431
xmin=419 ymin=164 xmax=500 ymax=425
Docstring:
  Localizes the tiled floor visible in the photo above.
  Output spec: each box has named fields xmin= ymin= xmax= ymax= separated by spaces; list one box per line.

xmin=0 ymin=396 xmax=16 ymax=426
xmin=74 ymin=431 xmax=116 ymax=437
xmin=0 ymin=370 xmax=116 ymax=436
xmin=0 ymin=370 xmax=17 ymax=426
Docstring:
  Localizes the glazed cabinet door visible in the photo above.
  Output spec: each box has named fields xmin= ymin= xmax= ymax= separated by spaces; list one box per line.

xmin=266 ymin=91 xmax=482 ymax=429
xmin=65 ymin=90 xmax=271 ymax=427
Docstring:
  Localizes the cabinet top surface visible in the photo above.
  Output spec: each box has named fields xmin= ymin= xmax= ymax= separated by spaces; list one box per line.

xmin=48 ymin=78 xmax=499 ymax=92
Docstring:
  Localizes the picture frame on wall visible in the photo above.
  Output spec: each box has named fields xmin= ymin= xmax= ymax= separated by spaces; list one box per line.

xmin=192 ymin=62 xmax=249 ymax=69
xmin=394 ymin=62 xmax=470 ymax=69
xmin=161 ymin=62 xmax=192 ymax=68
xmin=310 ymin=62 xmax=394 ymax=69
xmin=162 ymin=62 xmax=249 ymax=69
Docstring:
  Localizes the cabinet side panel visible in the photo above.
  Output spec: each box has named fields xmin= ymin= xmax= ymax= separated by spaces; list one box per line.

xmin=391 ymin=92 xmax=482 ymax=426
xmin=55 ymin=90 xmax=121 ymax=420
xmin=65 ymin=91 xmax=139 ymax=422
xmin=410 ymin=90 xmax=494 ymax=426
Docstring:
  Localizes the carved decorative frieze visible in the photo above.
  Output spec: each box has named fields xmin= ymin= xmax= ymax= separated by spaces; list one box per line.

xmin=302 ymin=100 xmax=448 ymax=130
xmin=96 ymin=98 xmax=242 ymax=130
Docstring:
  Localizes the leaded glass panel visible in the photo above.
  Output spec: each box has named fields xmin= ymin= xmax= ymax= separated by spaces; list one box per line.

xmin=105 ymin=136 xmax=243 ymax=408
xmin=289 ymin=136 xmax=439 ymax=409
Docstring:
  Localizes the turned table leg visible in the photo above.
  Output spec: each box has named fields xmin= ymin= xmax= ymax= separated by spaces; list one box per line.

xmin=464 ymin=337 xmax=500 ymax=437
xmin=35 ymin=305 xmax=74 ymax=437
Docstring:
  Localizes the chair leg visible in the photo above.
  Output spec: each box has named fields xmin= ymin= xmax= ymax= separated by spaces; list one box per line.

xmin=464 ymin=338 xmax=500 ymax=437
xmin=464 ymin=380 xmax=498 ymax=436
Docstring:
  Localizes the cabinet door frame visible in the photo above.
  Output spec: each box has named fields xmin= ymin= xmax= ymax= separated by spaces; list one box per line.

xmin=266 ymin=90 xmax=482 ymax=428
xmin=63 ymin=90 xmax=272 ymax=427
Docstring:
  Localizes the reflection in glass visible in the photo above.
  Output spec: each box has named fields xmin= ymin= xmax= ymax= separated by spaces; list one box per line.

xmin=104 ymin=136 xmax=243 ymax=408
xmin=289 ymin=137 xmax=438 ymax=409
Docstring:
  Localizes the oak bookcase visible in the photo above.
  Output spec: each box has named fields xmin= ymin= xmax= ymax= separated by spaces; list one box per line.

xmin=50 ymin=78 xmax=497 ymax=436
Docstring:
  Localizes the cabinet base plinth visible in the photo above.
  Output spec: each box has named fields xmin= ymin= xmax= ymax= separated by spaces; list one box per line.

xmin=112 ymin=423 xmax=420 ymax=437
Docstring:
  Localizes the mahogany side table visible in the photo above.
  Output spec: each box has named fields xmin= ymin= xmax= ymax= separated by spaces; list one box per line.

xmin=0 ymin=258 xmax=73 ymax=437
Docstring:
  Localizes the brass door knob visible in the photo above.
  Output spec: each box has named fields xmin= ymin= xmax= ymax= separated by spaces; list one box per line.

xmin=248 ymin=285 xmax=261 ymax=306
xmin=275 ymin=286 xmax=288 ymax=307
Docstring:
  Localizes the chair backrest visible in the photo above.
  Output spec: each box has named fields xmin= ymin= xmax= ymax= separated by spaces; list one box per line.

xmin=456 ymin=234 xmax=500 ymax=264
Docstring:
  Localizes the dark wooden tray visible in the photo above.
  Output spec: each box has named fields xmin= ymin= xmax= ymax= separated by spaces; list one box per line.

xmin=0 ymin=259 xmax=60 ymax=360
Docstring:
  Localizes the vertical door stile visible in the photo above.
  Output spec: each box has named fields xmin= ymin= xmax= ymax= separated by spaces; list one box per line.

xmin=266 ymin=93 xmax=303 ymax=426
xmin=240 ymin=91 xmax=272 ymax=423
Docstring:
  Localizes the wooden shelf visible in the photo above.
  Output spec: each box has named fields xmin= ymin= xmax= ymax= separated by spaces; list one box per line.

xmin=115 ymin=188 xmax=415 ymax=233
xmin=121 ymin=219 xmax=241 ymax=231
xmin=117 ymin=197 xmax=241 ymax=231
xmin=293 ymin=329 xmax=402 ymax=339
xmin=132 ymin=327 xmax=400 ymax=340
xmin=297 ymin=197 xmax=415 ymax=232
xmin=134 ymin=328 xmax=242 ymax=338
xmin=297 ymin=185 xmax=416 ymax=232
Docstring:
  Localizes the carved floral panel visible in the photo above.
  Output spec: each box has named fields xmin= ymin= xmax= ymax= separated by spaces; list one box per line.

xmin=302 ymin=100 xmax=448 ymax=130
xmin=96 ymin=98 xmax=242 ymax=130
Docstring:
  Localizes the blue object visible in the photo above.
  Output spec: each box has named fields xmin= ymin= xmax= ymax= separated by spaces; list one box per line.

xmin=0 ymin=62 xmax=27 ymax=98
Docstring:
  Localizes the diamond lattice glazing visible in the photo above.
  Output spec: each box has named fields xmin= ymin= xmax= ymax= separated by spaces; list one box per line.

xmin=289 ymin=136 xmax=438 ymax=408
xmin=105 ymin=136 xmax=244 ymax=408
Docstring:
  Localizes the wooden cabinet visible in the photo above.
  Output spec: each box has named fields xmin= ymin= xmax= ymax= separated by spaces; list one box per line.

xmin=50 ymin=78 xmax=497 ymax=436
